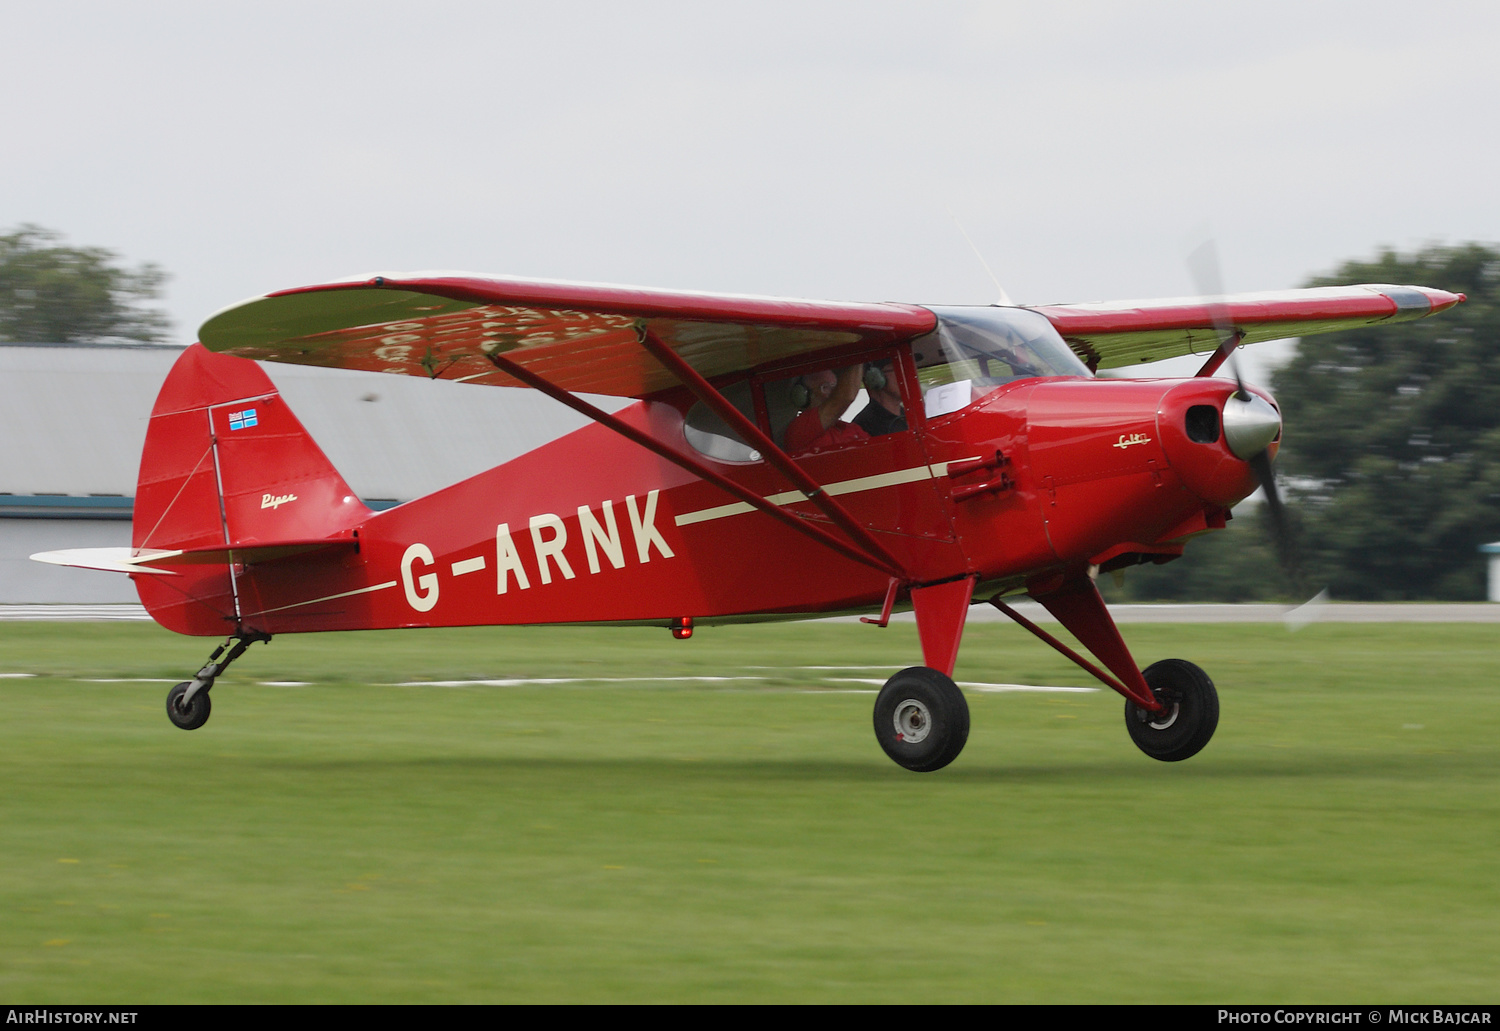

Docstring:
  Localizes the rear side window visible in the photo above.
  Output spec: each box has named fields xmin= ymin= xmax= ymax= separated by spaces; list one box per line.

xmin=683 ymin=381 xmax=761 ymax=463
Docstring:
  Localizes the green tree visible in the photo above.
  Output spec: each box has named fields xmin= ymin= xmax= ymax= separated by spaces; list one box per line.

xmin=1271 ymin=243 xmax=1500 ymax=600
xmin=1103 ymin=243 xmax=1500 ymax=603
xmin=0 ymin=224 xmax=170 ymax=344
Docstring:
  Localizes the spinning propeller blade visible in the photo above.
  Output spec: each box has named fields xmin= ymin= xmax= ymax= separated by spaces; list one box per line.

xmin=1186 ymin=239 xmax=1248 ymax=396
xmin=1187 ymin=240 xmax=1307 ymax=600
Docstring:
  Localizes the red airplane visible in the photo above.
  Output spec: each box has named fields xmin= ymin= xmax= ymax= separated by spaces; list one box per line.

xmin=35 ymin=273 xmax=1464 ymax=770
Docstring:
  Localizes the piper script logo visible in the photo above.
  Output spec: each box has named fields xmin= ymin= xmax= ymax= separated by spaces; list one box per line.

xmin=1113 ymin=433 xmax=1151 ymax=449
xmin=262 ymin=493 xmax=297 ymax=510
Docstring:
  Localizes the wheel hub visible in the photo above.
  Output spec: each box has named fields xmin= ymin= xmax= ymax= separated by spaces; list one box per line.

xmin=1146 ymin=700 xmax=1180 ymax=730
xmin=893 ymin=698 xmax=932 ymax=743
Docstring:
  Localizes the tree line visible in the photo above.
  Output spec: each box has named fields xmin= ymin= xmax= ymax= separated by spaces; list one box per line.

xmin=0 ymin=224 xmax=169 ymax=344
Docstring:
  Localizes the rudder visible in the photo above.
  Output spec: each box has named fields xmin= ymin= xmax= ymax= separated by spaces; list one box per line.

xmin=133 ymin=344 xmax=370 ymax=634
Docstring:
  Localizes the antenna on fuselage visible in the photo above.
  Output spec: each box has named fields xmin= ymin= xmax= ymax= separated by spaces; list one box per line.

xmin=946 ymin=205 xmax=1016 ymax=306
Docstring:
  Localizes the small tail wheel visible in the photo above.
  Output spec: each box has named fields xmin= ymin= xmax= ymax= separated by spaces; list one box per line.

xmin=1125 ymin=659 xmax=1218 ymax=762
xmin=873 ymin=666 xmax=970 ymax=772
xmin=166 ymin=681 xmax=212 ymax=731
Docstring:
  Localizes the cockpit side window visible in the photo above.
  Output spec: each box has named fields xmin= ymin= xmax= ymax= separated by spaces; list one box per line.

xmin=764 ymin=357 xmax=911 ymax=455
xmin=684 ymin=380 xmax=762 ymax=463
xmin=913 ymin=306 xmax=1090 ymax=418
xmin=687 ymin=354 xmax=923 ymax=463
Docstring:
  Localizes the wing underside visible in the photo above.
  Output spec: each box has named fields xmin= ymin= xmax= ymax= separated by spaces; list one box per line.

xmin=199 ymin=274 xmax=937 ymax=398
xmin=197 ymin=273 xmax=1465 ymax=391
xmin=1030 ymin=284 xmax=1465 ymax=370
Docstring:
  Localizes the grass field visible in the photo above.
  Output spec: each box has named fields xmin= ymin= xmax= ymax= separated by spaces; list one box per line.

xmin=2 ymin=618 xmax=1498 ymax=1003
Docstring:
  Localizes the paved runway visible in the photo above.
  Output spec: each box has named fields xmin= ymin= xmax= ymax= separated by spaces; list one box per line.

xmin=0 ymin=604 xmax=154 ymax=621
xmin=5 ymin=602 xmax=1500 ymax=623
xmin=972 ymin=601 xmax=1500 ymax=623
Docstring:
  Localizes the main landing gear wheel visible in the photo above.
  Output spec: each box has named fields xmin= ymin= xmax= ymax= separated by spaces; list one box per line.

xmin=166 ymin=681 xmax=212 ymax=731
xmin=873 ymin=666 xmax=970 ymax=772
xmin=1125 ymin=658 xmax=1219 ymax=762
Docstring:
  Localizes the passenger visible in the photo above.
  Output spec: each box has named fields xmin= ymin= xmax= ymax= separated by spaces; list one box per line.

xmin=854 ymin=361 xmax=906 ymax=437
xmin=784 ymin=366 xmax=870 ymax=452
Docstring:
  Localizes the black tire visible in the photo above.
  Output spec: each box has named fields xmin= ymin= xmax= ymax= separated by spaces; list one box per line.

xmin=873 ymin=666 xmax=970 ymax=772
xmin=166 ymin=681 xmax=212 ymax=731
xmin=1124 ymin=659 xmax=1218 ymax=762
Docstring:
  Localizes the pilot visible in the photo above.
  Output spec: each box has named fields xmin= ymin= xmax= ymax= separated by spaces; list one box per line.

xmin=784 ymin=366 xmax=870 ymax=452
xmin=854 ymin=360 xmax=906 ymax=437
xmin=990 ymin=332 xmax=1041 ymax=380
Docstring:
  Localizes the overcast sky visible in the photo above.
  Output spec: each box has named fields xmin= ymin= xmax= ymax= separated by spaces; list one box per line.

xmin=4 ymin=1 xmax=1497 ymax=385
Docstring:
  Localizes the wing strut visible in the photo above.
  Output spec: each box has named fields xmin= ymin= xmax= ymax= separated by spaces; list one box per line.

xmin=1194 ymin=330 xmax=1244 ymax=379
xmin=483 ymin=352 xmax=904 ymax=578
xmin=636 ymin=329 xmax=910 ymax=578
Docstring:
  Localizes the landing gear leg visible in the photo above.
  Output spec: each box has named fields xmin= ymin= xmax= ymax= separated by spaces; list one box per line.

xmin=990 ymin=570 xmax=1221 ymax=762
xmin=872 ymin=577 xmax=976 ymax=772
xmin=166 ymin=631 xmax=271 ymax=731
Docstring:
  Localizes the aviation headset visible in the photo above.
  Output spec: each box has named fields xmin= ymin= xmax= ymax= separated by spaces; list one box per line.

xmin=790 ymin=363 xmax=889 ymax=410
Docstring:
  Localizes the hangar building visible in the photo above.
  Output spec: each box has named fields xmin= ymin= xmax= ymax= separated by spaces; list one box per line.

xmin=1 ymin=343 xmax=615 ymax=603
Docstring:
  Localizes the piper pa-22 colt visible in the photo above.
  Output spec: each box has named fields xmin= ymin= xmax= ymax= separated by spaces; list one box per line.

xmin=35 ymin=272 xmax=1464 ymax=770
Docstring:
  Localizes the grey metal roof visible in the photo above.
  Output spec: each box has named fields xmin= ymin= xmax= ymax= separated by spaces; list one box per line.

xmin=0 ymin=343 xmax=626 ymax=503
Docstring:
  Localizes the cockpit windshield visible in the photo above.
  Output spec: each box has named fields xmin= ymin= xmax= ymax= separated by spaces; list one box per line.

xmin=913 ymin=306 xmax=1091 ymax=418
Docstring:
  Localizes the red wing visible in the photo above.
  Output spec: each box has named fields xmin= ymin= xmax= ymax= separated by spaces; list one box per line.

xmin=199 ymin=273 xmax=937 ymax=397
xmin=1029 ymin=285 xmax=1465 ymax=370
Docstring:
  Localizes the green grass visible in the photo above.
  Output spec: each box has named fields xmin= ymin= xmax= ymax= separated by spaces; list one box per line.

xmin=2 ymin=619 xmax=1498 ymax=1002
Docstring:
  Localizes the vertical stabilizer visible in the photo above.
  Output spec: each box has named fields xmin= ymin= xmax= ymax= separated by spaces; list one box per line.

xmin=133 ymin=344 xmax=371 ymax=634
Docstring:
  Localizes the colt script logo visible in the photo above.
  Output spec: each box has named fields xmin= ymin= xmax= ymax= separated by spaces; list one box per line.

xmin=1113 ymin=433 xmax=1151 ymax=450
xmin=261 ymin=493 xmax=298 ymax=510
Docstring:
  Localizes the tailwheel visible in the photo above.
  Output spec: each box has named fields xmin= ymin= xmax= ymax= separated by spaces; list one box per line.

xmin=873 ymin=666 xmax=970 ymax=772
xmin=166 ymin=681 xmax=212 ymax=731
xmin=1125 ymin=659 xmax=1219 ymax=762
xmin=161 ymin=631 xmax=270 ymax=731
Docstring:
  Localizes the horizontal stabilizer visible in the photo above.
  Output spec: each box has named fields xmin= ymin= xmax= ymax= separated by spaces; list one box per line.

xmin=32 ymin=538 xmax=358 ymax=576
xmin=31 ymin=548 xmax=183 ymax=576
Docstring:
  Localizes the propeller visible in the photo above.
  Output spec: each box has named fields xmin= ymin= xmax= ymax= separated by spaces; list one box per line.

xmin=1186 ymin=240 xmax=1307 ymax=600
xmin=946 ymin=205 xmax=1016 ymax=306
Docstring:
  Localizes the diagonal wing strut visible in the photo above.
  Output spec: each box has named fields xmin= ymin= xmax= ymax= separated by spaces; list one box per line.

xmin=635 ymin=328 xmax=910 ymax=578
xmin=483 ymin=351 xmax=905 ymax=578
xmin=1194 ymin=329 xmax=1244 ymax=379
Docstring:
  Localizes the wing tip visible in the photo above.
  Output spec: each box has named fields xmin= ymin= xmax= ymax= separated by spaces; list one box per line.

xmin=1430 ymin=289 xmax=1467 ymax=312
xmin=1377 ymin=285 xmax=1467 ymax=318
